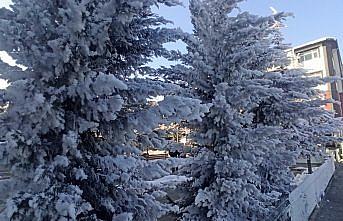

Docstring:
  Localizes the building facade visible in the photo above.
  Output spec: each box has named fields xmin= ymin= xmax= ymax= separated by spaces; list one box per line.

xmin=286 ymin=37 xmax=343 ymax=117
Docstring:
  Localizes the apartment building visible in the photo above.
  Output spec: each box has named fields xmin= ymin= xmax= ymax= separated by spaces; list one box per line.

xmin=286 ymin=37 xmax=343 ymax=117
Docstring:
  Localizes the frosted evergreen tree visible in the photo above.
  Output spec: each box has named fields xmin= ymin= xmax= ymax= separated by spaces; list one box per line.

xmin=165 ymin=0 xmax=342 ymax=220
xmin=259 ymin=69 xmax=343 ymax=179
xmin=171 ymin=0 xmax=290 ymax=219
xmin=0 ymin=1 xmax=208 ymax=220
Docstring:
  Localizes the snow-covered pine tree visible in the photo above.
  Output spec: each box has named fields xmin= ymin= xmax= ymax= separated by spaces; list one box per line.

xmin=0 ymin=1 xmax=208 ymax=220
xmin=167 ymin=0 xmax=292 ymax=220
xmin=257 ymin=69 xmax=343 ymax=194
xmin=165 ymin=0 xmax=341 ymax=220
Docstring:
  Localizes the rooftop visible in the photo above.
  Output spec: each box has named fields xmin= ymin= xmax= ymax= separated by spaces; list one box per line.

xmin=292 ymin=37 xmax=337 ymax=51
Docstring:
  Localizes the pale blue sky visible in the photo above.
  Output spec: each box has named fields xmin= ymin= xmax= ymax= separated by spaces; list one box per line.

xmin=157 ymin=0 xmax=343 ymax=51
xmin=242 ymin=0 xmax=343 ymax=49
xmin=1 ymin=0 xmax=11 ymax=9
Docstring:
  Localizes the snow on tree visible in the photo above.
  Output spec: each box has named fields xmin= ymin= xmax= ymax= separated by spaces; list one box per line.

xmin=0 ymin=1 xmax=208 ymax=220
xmin=164 ymin=0 xmax=343 ymax=220
xmin=260 ymin=69 xmax=343 ymax=174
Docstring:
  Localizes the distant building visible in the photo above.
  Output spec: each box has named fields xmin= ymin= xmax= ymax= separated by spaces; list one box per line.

xmin=286 ymin=37 xmax=343 ymax=117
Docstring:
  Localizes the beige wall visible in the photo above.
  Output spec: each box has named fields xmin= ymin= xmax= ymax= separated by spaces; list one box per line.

xmin=285 ymin=38 xmax=343 ymax=116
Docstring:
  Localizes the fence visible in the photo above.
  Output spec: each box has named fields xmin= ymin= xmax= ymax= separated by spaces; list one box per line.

xmin=268 ymin=157 xmax=335 ymax=221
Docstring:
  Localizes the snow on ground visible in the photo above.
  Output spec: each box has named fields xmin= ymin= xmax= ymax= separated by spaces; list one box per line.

xmin=291 ymin=166 xmax=320 ymax=186
xmin=147 ymin=175 xmax=192 ymax=187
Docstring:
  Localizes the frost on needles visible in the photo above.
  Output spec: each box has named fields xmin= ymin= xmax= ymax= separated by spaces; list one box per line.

xmin=0 ymin=1 xmax=208 ymax=220
xmin=165 ymin=0 xmax=343 ymax=220
xmin=0 ymin=0 xmax=341 ymax=221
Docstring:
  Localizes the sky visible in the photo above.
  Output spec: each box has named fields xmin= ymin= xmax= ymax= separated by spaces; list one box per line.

xmin=0 ymin=0 xmax=342 ymax=67
xmin=241 ymin=0 xmax=343 ymax=50
xmin=156 ymin=0 xmax=343 ymax=52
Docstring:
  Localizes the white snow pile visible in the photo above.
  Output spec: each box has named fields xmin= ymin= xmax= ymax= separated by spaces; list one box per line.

xmin=291 ymin=166 xmax=320 ymax=186
xmin=147 ymin=175 xmax=192 ymax=187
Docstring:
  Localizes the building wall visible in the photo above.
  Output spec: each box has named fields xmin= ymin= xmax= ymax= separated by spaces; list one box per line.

xmin=286 ymin=38 xmax=343 ymax=117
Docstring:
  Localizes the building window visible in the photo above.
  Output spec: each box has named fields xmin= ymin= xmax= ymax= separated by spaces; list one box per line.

xmin=297 ymin=48 xmax=320 ymax=63
xmin=304 ymin=71 xmax=323 ymax=78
